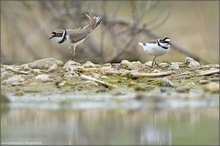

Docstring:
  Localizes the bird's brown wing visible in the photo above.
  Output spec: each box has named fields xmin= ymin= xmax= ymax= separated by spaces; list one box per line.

xmin=66 ymin=29 xmax=91 ymax=43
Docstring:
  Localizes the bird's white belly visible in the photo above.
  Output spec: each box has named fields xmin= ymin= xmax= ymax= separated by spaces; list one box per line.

xmin=143 ymin=44 xmax=169 ymax=56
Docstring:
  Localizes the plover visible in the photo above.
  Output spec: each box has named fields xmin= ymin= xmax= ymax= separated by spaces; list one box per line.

xmin=49 ymin=12 xmax=102 ymax=60
xmin=138 ymin=37 xmax=171 ymax=68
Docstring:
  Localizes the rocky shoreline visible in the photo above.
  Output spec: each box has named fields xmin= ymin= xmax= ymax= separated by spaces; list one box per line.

xmin=1 ymin=57 xmax=219 ymax=105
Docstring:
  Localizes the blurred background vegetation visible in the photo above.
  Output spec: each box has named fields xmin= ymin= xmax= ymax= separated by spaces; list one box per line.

xmin=1 ymin=1 xmax=219 ymax=64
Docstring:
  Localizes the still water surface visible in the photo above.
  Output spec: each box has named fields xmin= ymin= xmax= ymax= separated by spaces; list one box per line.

xmin=1 ymin=105 xmax=219 ymax=145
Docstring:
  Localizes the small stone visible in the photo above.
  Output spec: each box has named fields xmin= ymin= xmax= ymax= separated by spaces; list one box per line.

xmin=48 ymin=63 xmax=58 ymax=72
xmin=120 ymin=70 xmax=133 ymax=77
xmin=160 ymin=77 xmax=175 ymax=87
xmin=2 ymin=75 xmax=25 ymax=86
xmin=169 ymin=63 xmax=179 ymax=70
xmin=83 ymin=61 xmax=96 ymax=68
xmin=63 ymin=71 xmax=79 ymax=78
xmin=204 ymin=82 xmax=219 ymax=93
xmin=176 ymin=86 xmax=190 ymax=93
xmin=121 ymin=60 xmax=144 ymax=70
xmin=35 ymin=74 xmax=54 ymax=82
xmin=128 ymin=81 xmax=136 ymax=87
xmin=159 ymin=62 xmax=170 ymax=68
xmin=198 ymin=80 xmax=209 ymax=85
xmin=63 ymin=60 xmax=81 ymax=71
xmin=57 ymin=80 xmax=66 ymax=87
xmin=32 ymin=69 xmax=42 ymax=75
xmin=185 ymin=57 xmax=200 ymax=68
xmin=28 ymin=58 xmax=63 ymax=69
xmin=134 ymin=84 xmax=155 ymax=91
xmin=144 ymin=61 xmax=153 ymax=67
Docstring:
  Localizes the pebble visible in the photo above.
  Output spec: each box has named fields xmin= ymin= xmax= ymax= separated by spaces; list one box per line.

xmin=121 ymin=60 xmax=145 ymax=70
xmin=57 ymin=80 xmax=66 ymax=88
xmin=83 ymin=61 xmax=96 ymax=68
xmin=28 ymin=58 xmax=63 ymax=69
xmin=35 ymin=74 xmax=54 ymax=82
xmin=134 ymin=83 xmax=155 ymax=91
xmin=185 ymin=57 xmax=200 ymax=68
xmin=169 ymin=63 xmax=179 ymax=70
xmin=176 ymin=86 xmax=190 ymax=93
xmin=63 ymin=71 xmax=79 ymax=78
xmin=63 ymin=60 xmax=81 ymax=71
xmin=144 ymin=61 xmax=153 ymax=67
xmin=159 ymin=62 xmax=170 ymax=68
xmin=204 ymin=82 xmax=219 ymax=93
xmin=2 ymin=75 xmax=25 ymax=86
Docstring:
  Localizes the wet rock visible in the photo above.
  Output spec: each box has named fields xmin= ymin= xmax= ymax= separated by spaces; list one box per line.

xmin=83 ymin=61 xmax=96 ymax=68
xmin=160 ymin=77 xmax=175 ymax=87
xmin=185 ymin=57 xmax=200 ymax=68
xmin=35 ymin=74 xmax=54 ymax=82
xmin=121 ymin=60 xmax=145 ymax=70
xmin=27 ymin=58 xmax=63 ymax=70
xmin=63 ymin=60 xmax=81 ymax=71
xmin=2 ymin=75 xmax=25 ymax=86
xmin=176 ymin=86 xmax=190 ymax=93
xmin=134 ymin=83 xmax=155 ymax=91
xmin=204 ymin=82 xmax=219 ymax=93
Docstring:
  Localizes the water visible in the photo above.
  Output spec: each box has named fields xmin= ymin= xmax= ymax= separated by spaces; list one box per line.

xmin=1 ymin=104 xmax=219 ymax=145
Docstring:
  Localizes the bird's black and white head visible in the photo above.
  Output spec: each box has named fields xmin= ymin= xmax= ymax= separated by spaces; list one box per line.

xmin=156 ymin=36 xmax=171 ymax=49
xmin=159 ymin=37 xmax=171 ymax=45
xmin=49 ymin=29 xmax=67 ymax=44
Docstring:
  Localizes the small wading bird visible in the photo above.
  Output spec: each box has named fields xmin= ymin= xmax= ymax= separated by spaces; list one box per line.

xmin=49 ymin=12 xmax=102 ymax=60
xmin=138 ymin=37 xmax=171 ymax=68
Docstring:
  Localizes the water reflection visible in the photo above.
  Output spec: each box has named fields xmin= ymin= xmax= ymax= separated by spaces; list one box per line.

xmin=1 ymin=107 xmax=219 ymax=145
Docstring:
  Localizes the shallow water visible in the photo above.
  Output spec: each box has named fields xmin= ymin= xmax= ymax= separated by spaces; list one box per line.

xmin=1 ymin=97 xmax=219 ymax=145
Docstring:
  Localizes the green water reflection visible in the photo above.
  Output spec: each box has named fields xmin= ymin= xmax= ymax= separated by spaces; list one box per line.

xmin=1 ymin=107 xmax=219 ymax=145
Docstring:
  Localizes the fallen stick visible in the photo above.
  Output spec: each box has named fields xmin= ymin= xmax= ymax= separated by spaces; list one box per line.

xmin=197 ymin=68 xmax=219 ymax=76
xmin=79 ymin=74 xmax=118 ymax=88
xmin=131 ymin=71 xmax=175 ymax=77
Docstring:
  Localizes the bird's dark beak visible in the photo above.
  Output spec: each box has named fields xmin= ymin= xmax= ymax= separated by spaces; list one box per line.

xmin=49 ymin=36 xmax=53 ymax=39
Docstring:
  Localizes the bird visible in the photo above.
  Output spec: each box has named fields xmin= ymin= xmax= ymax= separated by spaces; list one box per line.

xmin=49 ymin=12 xmax=102 ymax=60
xmin=138 ymin=37 xmax=171 ymax=68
